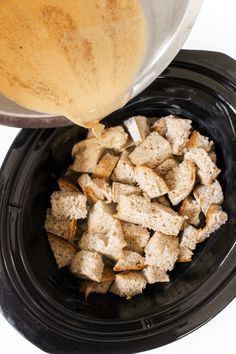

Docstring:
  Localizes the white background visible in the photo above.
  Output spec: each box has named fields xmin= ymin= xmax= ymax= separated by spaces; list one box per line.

xmin=0 ymin=0 xmax=235 ymax=353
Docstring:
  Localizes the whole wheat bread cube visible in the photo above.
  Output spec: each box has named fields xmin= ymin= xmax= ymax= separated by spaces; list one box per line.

xmin=143 ymin=266 xmax=170 ymax=284
xmin=144 ymin=232 xmax=179 ymax=271
xmin=50 ymin=190 xmax=87 ymax=220
xmin=114 ymin=250 xmax=145 ymax=271
xmin=44 ymin=209 xmax=77 ymax=241
xmin=84 ymin=125 xmax=128 ymax=150
xmin=57 ymin=177 xmax=78 ymax=192
xmin=110 ymin=271 xmax=147 ymax=299
xmin=97 ymin=126 xmax=128 ymax=150
xmin=88 ymin=201 xmax=126 ymax=259
xmin=70 ymin=250 xmax=104 ymax=282
xmin=129 ymin=131 xmax=172 ymax=168
xmin=79 ymin=231 xmax=108 ymax=253
xmin=179 ymin=196 xmax=201 ymax=226
xmin=78 ymin=174 xmax=112 ymax=203
xmin=112 ymin=182 xmax=142 ymax=203
xmin=193 ymin=180 xmax=223 ymax=214
xmin=124 ymin=116 xmax=149 ymax=145
xmin=166 ymin=160 xmax=196 ymax=205
xmin=88 ymin=201 xmax=115 ymax=234
xmin=187 ymin=130 xmax=214 ymax=152
xmin=178 ymin=225 xmax=198 ymax=262
xmin=79 ymin=266 xmax=115 ymax=298
xmin=156 ymin=158 xmax=179 ymax=176
xmin=116 ymin=194 xmax=184 ymax=236
xmin=104 ymin=221 xmax=127 ymax=260
xmin=122 ymin=222 xmax=150 ymax=254
xmin=112 ymin=151 xmax=136 ymax=185
xmin=134 ymin=166 xmax=169 ymax=199
xmin=151 ymin=117 xmax=167 ymax=136
xmin=48 ymin=233 xmax=76 ymax=268
xmin=197 ymin=204 xmax=228 ymax=243
xmin=156 ymin=195 xmax=171 ymax=208
xmin=80 ymin=279 xmax=112 ymax=299
xmin=165 ymin=116 xmax=192 ymax=155
xmin=184 ymin=148 xmax=220 ymax=185
xmin=93 ymin=153 xmax=119 ymax=179
xmin=79 ymin=226 xmax=126 ymax=261
xmin=209 ymin=150 xmax=217 ymax=163
xmin=71 ymin=138 xmax=104 ymax=173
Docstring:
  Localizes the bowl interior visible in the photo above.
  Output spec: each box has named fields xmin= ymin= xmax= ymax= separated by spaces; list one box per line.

xmin=0 ymin=0 xmax=203 ymax=124
xmin=19 ymin=88 xmax=235 ymax=321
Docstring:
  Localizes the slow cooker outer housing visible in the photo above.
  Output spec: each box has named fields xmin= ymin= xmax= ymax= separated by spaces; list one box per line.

xmin=0 ymin=50 xmax=236 ymax=354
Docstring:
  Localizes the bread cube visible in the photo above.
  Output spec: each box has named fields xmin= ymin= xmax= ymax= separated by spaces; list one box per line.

xmin=143 ymin=266 xmax=169 ymax=284
xmin=50 ymin=190 xmax=87 ymax=219
xmin=145 ymin=232 xmax=179 ymax=271
xmin=48 ymin=233 xmax=76 ymax=268
xmin=70 ymin=250 xmax=104 ymax=282
xmin=122 ymin=222 xmax=150 ymax=254
xmin=129 ymin=132 xmax=172 ymax=168
xmin=110 ymin=271 xmax=147 ymax=299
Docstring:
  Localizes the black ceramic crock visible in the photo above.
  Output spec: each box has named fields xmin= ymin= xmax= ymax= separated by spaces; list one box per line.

xmin=0 ymin=50 xmax=236 ymax=354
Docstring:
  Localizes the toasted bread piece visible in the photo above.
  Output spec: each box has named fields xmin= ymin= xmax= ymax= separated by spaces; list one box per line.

xmin=88 ymin=201 xmax=115 ymax=234
xmin=122 ymin=222 xmax=150 ymax=254
xmin=145 ymin=232 xmax=179 ymax=271
xmin=184 ymin=148 xmax=220 ymax=185
xmin=152 ymin=117 xmax=167 ymax=136
xmin=156 ymin=195 xmax=171 ymax=208
xmin=87 ymin=201 xmax=126 ymax=259
xmin=79 ymin=226 xmax=126 ymax=261
xmin=78 ymin=174 xmax=112 ymax=203
xmin=179 ymin=197 xmax=201 ymax=226
xmin=114 ymin=250 xmax=145 ymax=271
xmin=71 ymin=138 xmax=104 ymax=173
xmin=124 ymin=116 xmax=149 ymax=145
xmin=112 ymin=182 xmax=142 ymax=203
xmin=165 ymin=116 xmax=192 ymax=155
xmin=116 ymin=194 xmax=184 ymax=236
xmin=110 ymin=271 xmax=147 ymax=299
xmin=178 ymin=225 xmax=198 ymax=262
xmin=70 ymin=250 xmax=104 ymax=282
xmin=166 ymin=160 xmax=196 ymax=205
xmin=143 ymin=266 xmax=169 ymax=284
xmin=134 ymin=166 xmax=169 ymax=199
xmin=97 ymin=126 xmax=128 ymax=150
xmin=193 ymin=180 xmax=223 ymax=214
xmin=112 ymin=151 xmax=136 ymax=185
xmin=48 ymin=233 xmax=76 ymax=268
xmin=105 ymin=221 xmax=127 ymax=260
xmin=79 ymin=266 xmax=115 ymax=298
xmin=79 ymin=231 xmax=108 ymax=253
xmin=80 ymin=280 xmax=113 ymax=299
xmin=129 ymin=131 xmax=172 ymax=168
xmin=156 ymin=158 xmax=179 ymax=176
xmin=209 ymin=150 xmax=217 ymax=163
xmin=93 ymin=153 xmax=119 ymax=179
xmin=187 ymin=130 xmax=214 ymax=152
xmin=121 ymin=136 xmax=136 ymax=151
xmin=57 ymin=177 xmax=78 ymax=192
xmin=197 ymin=204 xmax=228 ymax=243
xmin=50 ymin=190 xmax=87 ymax=220
xmin=45 ymin=209 xmax=77 ymax=241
